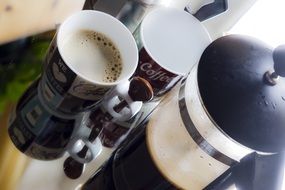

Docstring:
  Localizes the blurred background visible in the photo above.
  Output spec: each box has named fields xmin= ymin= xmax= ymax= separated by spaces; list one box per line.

xmin=1 ymin=0 xmax=285 ymax=189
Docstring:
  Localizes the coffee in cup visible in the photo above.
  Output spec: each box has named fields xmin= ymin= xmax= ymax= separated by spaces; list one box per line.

xmin=60 ymin=30 xmax=123 ymax=83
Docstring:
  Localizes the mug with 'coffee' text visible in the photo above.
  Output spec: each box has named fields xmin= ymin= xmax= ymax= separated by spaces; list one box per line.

xmin=133 ymin=7 xmax=211 ymax=98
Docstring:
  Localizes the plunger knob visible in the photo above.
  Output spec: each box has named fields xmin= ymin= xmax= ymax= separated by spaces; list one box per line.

xmin=264 ymin=45 xmax=285 ymax=85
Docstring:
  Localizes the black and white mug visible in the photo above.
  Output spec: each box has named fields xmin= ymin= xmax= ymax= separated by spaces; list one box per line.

xmin=40 ymin=10 xmax=138 ymax=114
xmin=8 ymin=79 xmax=83 ymax=160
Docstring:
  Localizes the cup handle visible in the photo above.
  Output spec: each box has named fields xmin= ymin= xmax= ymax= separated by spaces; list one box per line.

xmin=103 ymin=80 xmax=142 ymax=121
xmin=67 ymin=137 xmax=102 ymax=164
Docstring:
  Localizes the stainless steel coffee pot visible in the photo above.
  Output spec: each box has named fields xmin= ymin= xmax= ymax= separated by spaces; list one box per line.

xmin=146 ymin=34 xmax=285 ymax=189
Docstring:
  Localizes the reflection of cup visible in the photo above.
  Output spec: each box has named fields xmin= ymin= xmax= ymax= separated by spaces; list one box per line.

xmin=133 ymin=7 xmax=211 ymax=97
xmin=67 ymin=80 xmax=142 ymax=164
xmin=40 ymin=10 xmax=138 ymax=114
xmin=67 ymin=132 xmax=103 ymax=164
xmin=8 ymin=80 xmax=82 ymax=160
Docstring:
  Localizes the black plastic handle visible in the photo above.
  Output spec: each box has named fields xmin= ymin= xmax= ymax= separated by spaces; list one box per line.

xmin=186 ymin=0 xmax=228 ymax=22
xmin=273 ymin=44 xmax=285 ymax=77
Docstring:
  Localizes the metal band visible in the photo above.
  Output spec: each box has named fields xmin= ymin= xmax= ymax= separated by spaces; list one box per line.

xmin=178 ymin=79 xmax=237 ymax=166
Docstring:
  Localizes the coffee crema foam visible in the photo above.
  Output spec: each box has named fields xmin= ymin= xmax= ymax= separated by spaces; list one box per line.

xmin=61 ymin=29 xmax=123 ymax=83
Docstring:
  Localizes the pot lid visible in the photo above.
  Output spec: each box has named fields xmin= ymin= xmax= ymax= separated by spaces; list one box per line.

xmin=197 ymin=34 xmax=285 ymax=152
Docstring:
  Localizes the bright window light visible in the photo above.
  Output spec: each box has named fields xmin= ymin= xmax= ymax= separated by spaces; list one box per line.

xmin=229 ymin=0 xmax=285 ymax=48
